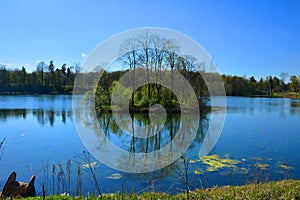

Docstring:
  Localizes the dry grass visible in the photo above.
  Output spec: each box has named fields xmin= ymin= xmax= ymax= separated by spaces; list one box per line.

xmin=10 ymin=179 xmax=300 ymax=200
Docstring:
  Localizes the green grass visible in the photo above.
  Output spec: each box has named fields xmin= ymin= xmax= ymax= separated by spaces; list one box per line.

xmin=11 ymin=179 xmax=300 ymax=200
xmin=272 ymin=92 xmax=300 ymax=99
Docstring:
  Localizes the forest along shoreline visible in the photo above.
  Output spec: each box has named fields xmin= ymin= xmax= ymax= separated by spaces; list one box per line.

xmin=1 ymin=64 xmax=299 ymax=98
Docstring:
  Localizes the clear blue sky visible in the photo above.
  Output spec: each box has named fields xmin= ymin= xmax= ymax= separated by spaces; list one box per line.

xmin=1 ymin=0 xmax=299 ymax=79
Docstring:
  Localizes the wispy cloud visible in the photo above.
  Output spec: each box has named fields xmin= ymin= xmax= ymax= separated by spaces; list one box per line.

xmin=0 ymin=62 xmax=13 ymax=68
xmin=81 ymin=52 xmax=87 ymax=58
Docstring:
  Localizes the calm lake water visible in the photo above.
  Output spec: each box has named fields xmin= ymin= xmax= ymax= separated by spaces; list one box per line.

xmin=0 ymin=95 xmax=299 ymax=195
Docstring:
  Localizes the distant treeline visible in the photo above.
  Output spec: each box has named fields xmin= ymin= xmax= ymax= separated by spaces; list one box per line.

xmin=0 ymin=61 xmax=78 ymax=93
xmin=222 ymin=73 xmax=300 ymax=96
xmin=1 ymin=63 xmax=300 ymax=98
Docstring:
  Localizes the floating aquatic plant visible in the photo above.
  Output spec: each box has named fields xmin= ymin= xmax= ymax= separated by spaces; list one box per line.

xmin=200 ymin=154 xmax=239 ymax=172
xmin=239 ymin=167 xmax=249 ymax=174
xmin=106 ymin=173 xmax=122 ymax=179
xmin=81 ymin=161 xmax=97 ymax=169
xmin=194 ymin=169 xmax=204 ymax=175
xmin=189 ymin=159 xmax=197 ymax=163
xmin=254 ymin=163 xmax=269 ymax=170
xmin=278 ymin=162 xmax=293 ymax=170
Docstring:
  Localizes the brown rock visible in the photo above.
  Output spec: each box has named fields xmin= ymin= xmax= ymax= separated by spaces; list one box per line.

xmin=0 ymin=171 xmax=36 ymax=198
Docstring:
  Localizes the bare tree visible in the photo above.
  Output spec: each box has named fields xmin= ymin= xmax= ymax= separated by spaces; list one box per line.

xmin=137 ymin=31 xmax=152 ymax=100
xmin=280 ymin=72 xmax=289 ymax=83
xmin=119 ymin=31 xmax=170 ymax=104
xmin=280 ymin=72 xmax=289 ymax=92
xmin=151 ymin=34 xmax=167 ymax=101
xmin=165 ymin=39 xmax=180 ymax=92
xmin=115 ymin=31 xmax=210 ymax=108
xmin=119 ymin=37 xmax=139 ymax=106
xmin=182 ymin=55 xmax=197 ymax=82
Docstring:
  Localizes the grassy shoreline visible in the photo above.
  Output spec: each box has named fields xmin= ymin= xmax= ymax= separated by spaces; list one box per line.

xmin=271 ymin=92 xmax=300 ymax=99
xmin=11 ymin=179 xmax=300 ymax=199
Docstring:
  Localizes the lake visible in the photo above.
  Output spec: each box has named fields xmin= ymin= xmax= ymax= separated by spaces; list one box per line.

xmin=0 ymin=95 xmax=299 ymax=195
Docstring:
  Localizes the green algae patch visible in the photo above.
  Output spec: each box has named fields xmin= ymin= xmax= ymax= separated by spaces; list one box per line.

xmin=194 ymin=168 xmax=205 ymax=175
xmin=254 ymin=163 xmax=269 ymax=170
xmin=200 ymin=154 xmax=240 ymax=172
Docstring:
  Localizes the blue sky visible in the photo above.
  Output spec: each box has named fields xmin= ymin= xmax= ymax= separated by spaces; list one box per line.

xmin=0 ymin=0 xmax=299 ymax=79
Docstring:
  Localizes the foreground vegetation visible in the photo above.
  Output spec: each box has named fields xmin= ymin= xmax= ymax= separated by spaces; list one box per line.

xmin=10 ymin=179 xmax=300 ymax=200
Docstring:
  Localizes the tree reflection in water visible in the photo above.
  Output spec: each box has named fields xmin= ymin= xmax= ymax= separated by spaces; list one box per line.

xmin=0 ymin=109 xmax=73 ymax=126
xmin=93 ymin=111 xmax=209 ymax=179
